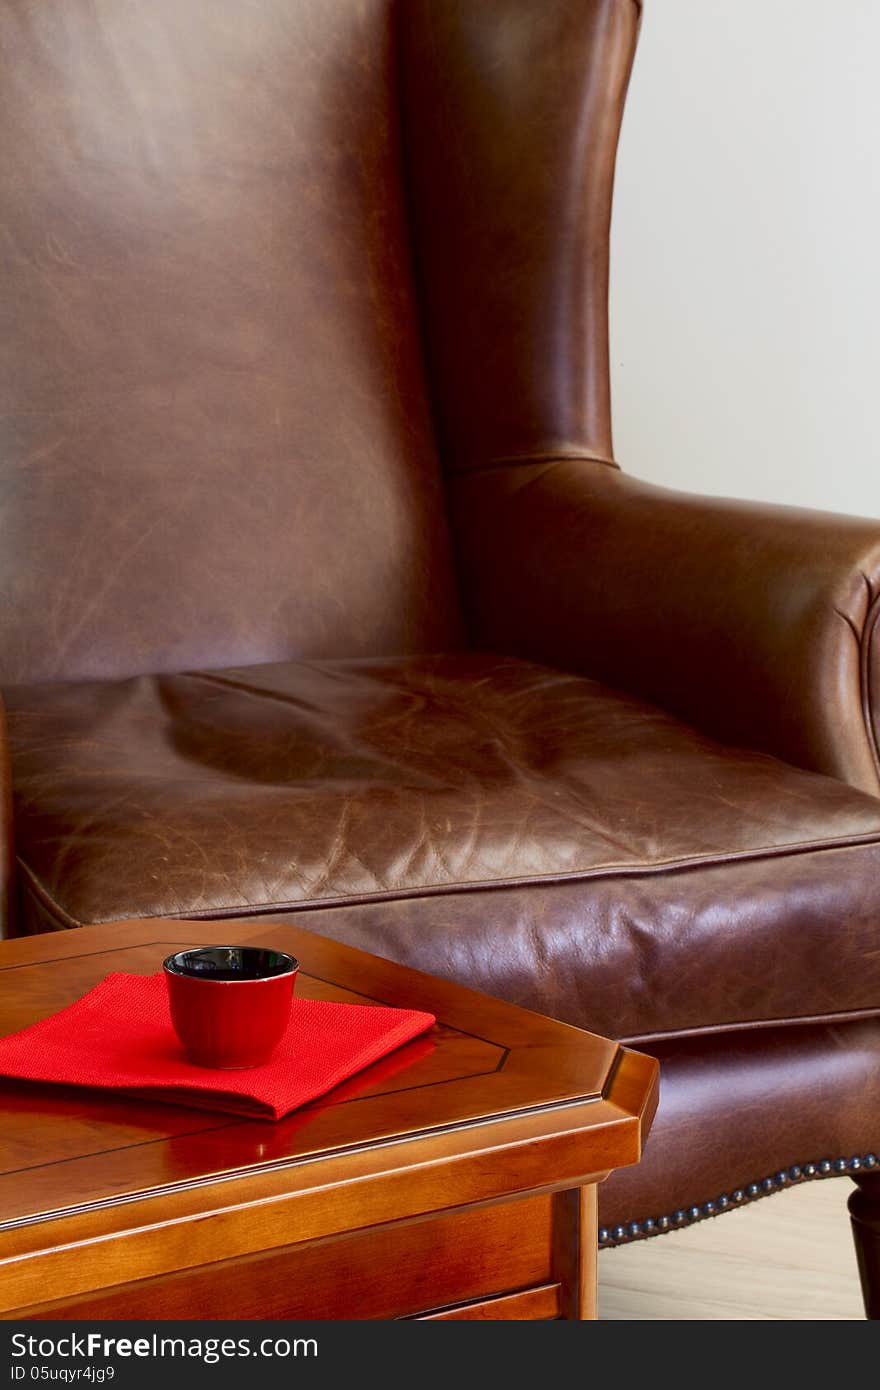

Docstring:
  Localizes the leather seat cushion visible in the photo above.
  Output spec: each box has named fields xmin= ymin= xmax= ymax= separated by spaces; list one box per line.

xmin=6 ymin=653 xmax=880 ymax=1040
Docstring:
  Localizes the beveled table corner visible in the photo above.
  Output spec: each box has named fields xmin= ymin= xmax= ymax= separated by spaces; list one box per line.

xmin=0 ymin=918 xmax=658 ymax=1320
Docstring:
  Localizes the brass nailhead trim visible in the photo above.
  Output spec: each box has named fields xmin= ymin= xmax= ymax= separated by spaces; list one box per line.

xmin=599 ymin=1153 xmax=879 ymax=1247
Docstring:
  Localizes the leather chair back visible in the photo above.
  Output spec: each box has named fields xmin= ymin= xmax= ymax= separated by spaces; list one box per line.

xmin=0 ymin=0 xmax=461 ymax=683
xmin=0 ymin=0 xmax=639 ymax=684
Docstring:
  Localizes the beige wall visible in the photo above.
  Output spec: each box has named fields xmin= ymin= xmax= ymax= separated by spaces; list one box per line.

xmin=609 ymin=0 xmax=880 ymax=518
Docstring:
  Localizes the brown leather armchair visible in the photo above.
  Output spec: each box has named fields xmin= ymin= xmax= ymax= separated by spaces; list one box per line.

xmin=1 ymin=0 xmax=878 ymax=1316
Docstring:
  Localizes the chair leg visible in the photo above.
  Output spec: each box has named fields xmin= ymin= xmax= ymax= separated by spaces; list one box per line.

xmin=849 ymin=1173 xmax=880 ymax=1318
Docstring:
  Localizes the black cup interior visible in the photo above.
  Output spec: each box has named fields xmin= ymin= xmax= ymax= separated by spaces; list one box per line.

xmin=163 ymin=947 xmax=298 ymax=982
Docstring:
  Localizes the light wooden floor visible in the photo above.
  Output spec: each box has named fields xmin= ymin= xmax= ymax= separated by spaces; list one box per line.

xmin=598 ymin=1178 xmax=864 ymax=1320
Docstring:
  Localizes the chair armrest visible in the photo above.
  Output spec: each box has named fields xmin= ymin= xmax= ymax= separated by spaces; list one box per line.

xmin=0 ymin=694 xmax=13 ymax=937
xmin=452 ymin=461 xmax=880 ymax=794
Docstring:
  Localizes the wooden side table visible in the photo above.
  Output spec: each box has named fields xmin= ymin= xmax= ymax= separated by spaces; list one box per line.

xmin=0 ymin=919 xmax=658 ymax=1320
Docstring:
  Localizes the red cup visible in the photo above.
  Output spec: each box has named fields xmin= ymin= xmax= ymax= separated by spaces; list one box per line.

xmin=163 ymin=946 xmax=298 ymax=1068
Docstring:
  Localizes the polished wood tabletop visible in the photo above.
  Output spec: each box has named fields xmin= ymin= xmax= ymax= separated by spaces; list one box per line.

xmin=0 ymin=919 xmax=658 ymax=1319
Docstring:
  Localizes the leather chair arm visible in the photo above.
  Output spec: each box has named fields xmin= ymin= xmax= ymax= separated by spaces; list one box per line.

xmin=452 ymin=461 xmax=880 ymax=795
xmin=0 ymin=694 xmax=14 ymax=937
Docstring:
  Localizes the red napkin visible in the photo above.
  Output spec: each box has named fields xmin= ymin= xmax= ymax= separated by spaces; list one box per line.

xmin=0 ymin=973 xmax=435 ymax=1120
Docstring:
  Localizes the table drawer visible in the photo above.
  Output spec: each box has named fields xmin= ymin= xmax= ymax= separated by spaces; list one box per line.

xmin=11 ymin=1193 xmax=557 ymax=1321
